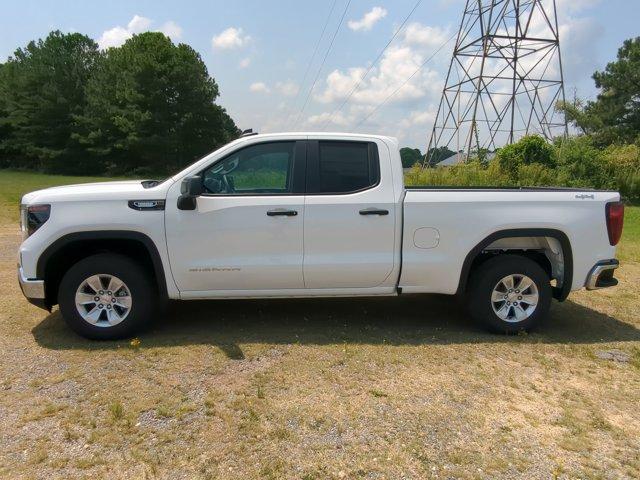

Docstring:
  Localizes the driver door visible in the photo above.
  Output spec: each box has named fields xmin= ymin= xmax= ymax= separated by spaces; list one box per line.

xmin=165 ymin=140 xmax=306 ymax=293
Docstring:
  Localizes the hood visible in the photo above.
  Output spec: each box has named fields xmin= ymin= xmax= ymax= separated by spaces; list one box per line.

xmin=21 ymin=179 xmax=171 ymax=205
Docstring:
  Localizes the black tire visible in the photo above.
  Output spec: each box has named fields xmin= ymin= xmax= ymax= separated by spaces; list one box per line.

xmin=58 ymin=253 xmax=156 ymax=340
xmin=467 ymin=254 xmax=552 ymax=334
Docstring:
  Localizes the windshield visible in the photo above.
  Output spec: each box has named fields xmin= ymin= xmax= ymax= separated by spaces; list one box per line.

xmin=170 ymin=137 xmax=247 ymax=183
xmin=139 ymin=137 xmax=244 ymax=188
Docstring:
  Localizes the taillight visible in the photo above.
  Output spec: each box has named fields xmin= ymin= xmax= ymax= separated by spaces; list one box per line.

xmin=20 ymin=204 xmax=51 ymax=239
xmin=605 ymin=201 xmax=624 ymax=246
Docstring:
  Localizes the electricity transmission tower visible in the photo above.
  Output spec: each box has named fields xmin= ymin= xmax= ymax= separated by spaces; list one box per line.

xmin=426 ymin=0 xmax=567 ymax=164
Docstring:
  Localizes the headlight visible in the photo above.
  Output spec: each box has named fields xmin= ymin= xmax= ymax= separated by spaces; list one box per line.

xmin=20 ymin=204 xmax=50 ymax=240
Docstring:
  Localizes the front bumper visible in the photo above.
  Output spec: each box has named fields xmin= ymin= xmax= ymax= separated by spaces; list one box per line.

xmin=17 ymin=265 xmax=48 ymax=310
xmin=585 ymin=259 xmax=619 ymax=290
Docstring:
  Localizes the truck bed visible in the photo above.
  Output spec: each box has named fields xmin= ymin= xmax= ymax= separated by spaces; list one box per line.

xmin=399 ymin=187 xmax=619 ymax=296
xmin=405 ymin=185 xmax=615 ymax=192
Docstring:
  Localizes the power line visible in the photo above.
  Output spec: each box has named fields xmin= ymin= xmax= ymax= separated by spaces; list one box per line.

xmin=286 ymin=0 xmax=338 ymax=130
xmin=352 ymin=31 xmax=457 ymax=130
xmin=320 ymin=0 xmax=424 ymax=131
xmin=292 ymin=0 xmax=352 ymax=130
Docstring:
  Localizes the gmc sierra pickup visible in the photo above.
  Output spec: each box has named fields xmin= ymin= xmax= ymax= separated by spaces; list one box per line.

xmin=18 ymin=132 xmax=624 ymax=339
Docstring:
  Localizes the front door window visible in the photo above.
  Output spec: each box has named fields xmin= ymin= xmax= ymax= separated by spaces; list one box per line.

xmin=202 ymin=142 xmax=295 ymax=195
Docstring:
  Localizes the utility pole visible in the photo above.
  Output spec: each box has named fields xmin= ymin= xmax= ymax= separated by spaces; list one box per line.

xmin=426 ymin=0 xmax=567 ymax=165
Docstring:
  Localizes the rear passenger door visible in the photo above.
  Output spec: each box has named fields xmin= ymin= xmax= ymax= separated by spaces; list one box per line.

xmin=303 ymin=139 xmax=397 ymax=289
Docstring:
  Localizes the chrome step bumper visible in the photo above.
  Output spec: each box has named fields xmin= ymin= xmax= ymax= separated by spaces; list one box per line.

xmin=585 ymin=259 xmax=619 ymax=290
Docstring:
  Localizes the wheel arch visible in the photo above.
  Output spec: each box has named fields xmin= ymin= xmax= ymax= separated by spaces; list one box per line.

xmin=37 ymin=231 xmax=168 ymax=307
xmin=456 ymin=228 xmax=573 ymax=301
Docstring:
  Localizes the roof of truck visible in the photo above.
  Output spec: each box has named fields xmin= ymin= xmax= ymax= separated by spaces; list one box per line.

xmin=240 ymin=131 xmax=398 ymax=144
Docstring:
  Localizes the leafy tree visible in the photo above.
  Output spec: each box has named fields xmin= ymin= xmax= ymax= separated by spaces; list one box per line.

xmin=75 ymin=32 xmax=239 ymax=175
xmin=0 ymin=63 xmax=12 ymax=168
xmin=557 ymin=97 xmax=603 ymax=137
xmin=559 ymin=37 xmax=640 ymax=145
xmin=400 ymin=147 xmax=422 ymax=168
xmin=0 ymin=31 xmax=101 ymax=172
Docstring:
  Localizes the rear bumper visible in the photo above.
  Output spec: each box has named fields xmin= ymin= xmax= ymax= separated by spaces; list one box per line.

xmin=17 ymin=265 xmax=48 ymax=310
xmin=585 ymin=259 xmax=619 ymax=290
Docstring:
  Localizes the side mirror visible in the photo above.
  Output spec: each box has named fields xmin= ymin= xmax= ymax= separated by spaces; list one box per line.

xmin=178 ymin=176 xmax=203 ymax=210
xmin=180 ymin=176 xmax=204 ymax=196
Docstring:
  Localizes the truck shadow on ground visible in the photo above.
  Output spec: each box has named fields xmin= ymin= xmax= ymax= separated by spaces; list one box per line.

xmin=32 ymin=294 xmax=640 ymax=357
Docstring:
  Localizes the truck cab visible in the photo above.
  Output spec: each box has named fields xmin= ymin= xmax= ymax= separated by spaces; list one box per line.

xmin=165 ymin=133 xmax=402 ymax=296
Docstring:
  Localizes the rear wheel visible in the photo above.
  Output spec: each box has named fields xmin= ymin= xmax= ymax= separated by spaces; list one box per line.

xmin=467 ymin=254 xmax=551 ymax=333
xmin=58 ymin=253 xmax=156 ymax=340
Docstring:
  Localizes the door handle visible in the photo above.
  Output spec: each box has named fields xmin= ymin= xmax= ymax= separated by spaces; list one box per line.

xmin=267 ymin=209 xmax=298 ymax=217
xmin=359 ymin=208 xmax=389 ymax=216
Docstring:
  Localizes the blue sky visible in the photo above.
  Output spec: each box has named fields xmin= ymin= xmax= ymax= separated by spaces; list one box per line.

xmin=1 ymin=0 xmax=639 ymax=148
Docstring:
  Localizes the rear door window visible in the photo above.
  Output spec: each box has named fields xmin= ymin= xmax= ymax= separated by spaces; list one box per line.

xmin=309 ymin=141 xmax=379 ymax=194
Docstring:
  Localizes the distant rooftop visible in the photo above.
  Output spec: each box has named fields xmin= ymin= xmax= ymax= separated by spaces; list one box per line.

xmin=437 ymin=152 xmax=466 ymax=166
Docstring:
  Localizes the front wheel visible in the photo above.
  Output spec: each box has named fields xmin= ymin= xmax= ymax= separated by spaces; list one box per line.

xmin=467 ymin=254 xmax=552 ymax=333
xmin=58 ymin=253 xmax=156 ymax=340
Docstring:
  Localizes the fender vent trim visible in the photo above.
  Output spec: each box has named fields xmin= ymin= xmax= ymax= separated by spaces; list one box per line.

xmin=128 ymin=200 xmax=166 ymax=211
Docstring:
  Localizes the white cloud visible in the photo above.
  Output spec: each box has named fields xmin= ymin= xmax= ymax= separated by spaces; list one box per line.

xmin=558 ymin=12 xmax=604 ymax=83
xmin=158 ymin=20 xmax=183 ymax=40
xmin=249 ymin=82 xmax=270 ymax=93
xmin=307 ymin=111 xmax=351 ymax=127
xmin=275 ymin=80 xmax=299 ymax=97
xmin=305 ymin=104 xmax=378 ymax=131
xmin=98 ymin=26 xmax=132 ymax=49
xmin=556 ymin=0 xmax=601 ymax=14
xmin=127 ymin=15 xmax=152 ymax=34
xmin=403 ymin=23 xmax=450 ymax=48
xmin=212 ymin=27 xmax=251 ymax=50
xmin=315 ymin=22 xmax=449 ymax=106
xmin=98 ymin=15 xmax=182 ymax=49
xmin=399 ymin=108 xmax=436 ymax=129
xmin=348 ymin=6 xmax=387 ymax=32
xmin=239 ymin=57 xmax=251 ymax=68
xmin=301 ymin=21 xmax=452 ymax=143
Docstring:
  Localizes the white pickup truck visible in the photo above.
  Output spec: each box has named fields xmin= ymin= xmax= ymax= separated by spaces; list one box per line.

xmin=18 ymin=132 xmax=624 ymax=339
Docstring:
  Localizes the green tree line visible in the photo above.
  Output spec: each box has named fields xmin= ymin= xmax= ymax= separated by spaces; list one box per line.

xmin=0 ymin=30 xmax=240 ymax=176
xmin=405 ymin=37 xmax=640 ymax=200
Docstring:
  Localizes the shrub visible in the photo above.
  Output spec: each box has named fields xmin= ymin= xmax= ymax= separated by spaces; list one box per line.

xmin=555 ymin=136 xmax=613 ymax=189
xmin=515 ymin=163 xmax=558 ymax=187
xmin=602 ymin=143 xmax=640 ymax=199
xmin=617 ymin=173 xmax=640 ymax=200
xmin=405 ymin=134 xmax=637 ymax=199
xmin=602 ymin=143 xmax=640 ymax=172
xmin=400 ymin=133 xmax=640 ymax=203
xmin=405 ymin=160 xmax=510 ymax=187
xmin=496 ymin=135 xmax=557 ymax=179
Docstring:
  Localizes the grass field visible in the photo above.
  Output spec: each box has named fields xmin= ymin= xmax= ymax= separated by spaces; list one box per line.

xmin=1 ymin=170 xmax=640 ymax=479
xmin=0 ymin=170 xmax=125 ymax=224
